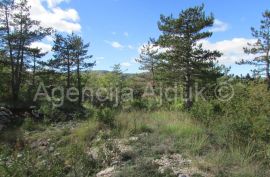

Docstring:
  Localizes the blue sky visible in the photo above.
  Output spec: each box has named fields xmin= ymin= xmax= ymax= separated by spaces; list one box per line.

xmin=30 ymin=0 xmax=270 ymax=75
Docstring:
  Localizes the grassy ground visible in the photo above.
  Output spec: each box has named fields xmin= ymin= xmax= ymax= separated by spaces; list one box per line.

xmin=0 ymin=111 xmax=269 ymax=177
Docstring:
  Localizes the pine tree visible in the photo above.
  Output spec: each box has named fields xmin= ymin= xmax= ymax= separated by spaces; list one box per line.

xmin=70 ymin=34 xmax=95 ymax=105
xmin=237 ymin=10 xmax=270 ymax=90
xmin=50 ymin=33 xmax=95 ymax=104
xmin=0 ymin=0 xmax=52 ymax=102
xmin=50 ymin=33 xmax=74 ymax=89
xmin=27 ymin=47 xmax=47 ymax=86
xmin=156 ymin=4 xmax=221 ymax=109
xmin=136 ymin=40 xmax=159 ymax=87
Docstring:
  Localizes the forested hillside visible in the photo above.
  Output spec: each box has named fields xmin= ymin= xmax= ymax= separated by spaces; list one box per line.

xmin=1 ymin=1 xmax=270 ymax=177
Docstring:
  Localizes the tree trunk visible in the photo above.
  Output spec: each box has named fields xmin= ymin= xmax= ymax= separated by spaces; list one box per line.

xmin=184 ymin=43 xmax=193 ymax=109
xmin=67 ymin=51 xmax=71 ymax=89
xmin=266 ymin=50 xmax=270 ymax=90
xmin=151 ymin=66 xmax=155 ymax=89
xmin=4 ymin=7 xmax=16 ymax=103
xmin=185 ymin=72 xmax=192 ymax=109
xmin=33 ymin=55 xmax=36 ymax=86
xmin=77 ymin=59 xmax=82 ymax=105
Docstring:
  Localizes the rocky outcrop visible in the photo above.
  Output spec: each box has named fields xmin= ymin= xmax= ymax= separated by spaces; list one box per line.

xmin=153 ymin=154 xmax=209 ymax=177
xmin=0 ymin=107 xmax=13 ymax=131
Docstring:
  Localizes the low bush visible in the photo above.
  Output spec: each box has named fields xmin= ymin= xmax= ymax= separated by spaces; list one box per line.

xmin=21 ymin=117 xmax=37 ymax=131
xmin=72 ymin=120 xmax=99 ymax=142
xmin=191 ymin=99 xmax=215 ymax=127
xmin=96 ymin=108 xmax=116 ymax=127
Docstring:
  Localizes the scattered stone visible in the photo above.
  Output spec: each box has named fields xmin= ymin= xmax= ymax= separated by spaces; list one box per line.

xmin=87 ymin=147 xmax=99 ymax=160
xmin=114 ymin=139 xmax=132 ymax=154
xmin=49 ymin=146 xmax=54 ymax=152
xmin=138 ymin=133 xmax=149 ymax=138
xmin=96 ymin=166 xmax=116 ymax=177
xmin=17 ymin=153 xmax=23 ymax=158
xmin=153 ymin=154 xmax=207 ymax=177
xmin=54 ymin=152 xmax=61 ymax=156
xmin=30 ymin=141 xmax=39 ymax=149
xmin=129 ymin=136 xmax=139 ymax=142
xmin=111 ymin=160 xmax=119 ymax=166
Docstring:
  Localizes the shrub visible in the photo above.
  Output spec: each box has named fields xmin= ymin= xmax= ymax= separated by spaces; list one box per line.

xmin=96 ymin=108 xmax=116 ymax=127
xmin=169 ymin=99 xmax=185 ymax=111
xmin=39 ymin=101 xmax=67 ymax=123
xmin=21 ymin=117 xmax=44 ymax=131
xmin=191 ymin=99 xmax=215 ymax=127
xmin=21 ymin=117 xmax=35 ymax=131
xmin=0 ymin=129 xmax=24 ymax=145
xmin=219 ymin=83 xmax=270 ymax=144
xmin=130 ymin=99 xmax=148 ymax=110
xmin=72 ymin=121 xmax=99 ymax=142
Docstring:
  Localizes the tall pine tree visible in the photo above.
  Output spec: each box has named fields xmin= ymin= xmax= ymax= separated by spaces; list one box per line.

xmin=136 ymin=40 xmax=159 ymax=88
xmin=27 ymin=47 xmax=47 ymax=86
xmin=238 ymin=10 xmax=270 ymax=90
xmin=156 ymin=4 xmax=221 ymax=108
xmin=50 ymin=33 xmax=74 ymax=89
xmin=70 ymin=34 xmax=95 ymax=105
xmin=0 ymin=0 xmax=52 ymax=102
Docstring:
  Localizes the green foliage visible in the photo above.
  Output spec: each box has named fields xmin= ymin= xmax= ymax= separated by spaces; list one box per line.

xmin=125 ymin=97 xmax=162 ymax=111
xmin=130 ymin=99 xmax=148 ymax=110
xmin=191 ymin=99 xmax=215 ymax=127
xmin=62 ymin=144 xmax=100 ymax=176
xmin=156 ymin=4 xmax=222 ymax=108
xmin=39 ymin=101 xmax=67 ymax=123
xmin=72 ymin=120 xmax=99 ymax=142
xmin=96 ymin=108 xmax=116 ymax=127
xmin=21 ymin=117 xmax=42 ymax=131
xmin=0 ymin=0 xmax=52 ymax=102
xmin=0 ymin=129 xmax=24 ymax=145
xmin=220 ymin=82 xmax=270 ymax=144
xmin=237 ymin=10 xmax=270 ymax=89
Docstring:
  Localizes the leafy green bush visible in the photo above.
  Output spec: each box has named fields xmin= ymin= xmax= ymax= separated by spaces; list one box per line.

xmin=220 ymin=83 xmax=270 ymax=144
xmin=191 ymin=99 xmax=215 ymax=127
xmin=72 ymin=121 xmax=99 ymax=142
xmin=128 ymin=97 xmax=162 ymax=111
xmin=96 ymin=108 xmax=116 ymax=127
xmin=21 ymin=117 xmax=45 ymax=132
xmin=130 ymin=99 xmax=148 ymax=110
xmin=39 ymin=101 xmax=67 ymax=123
xmin=21 ymin=117 xmax=36 ymax=131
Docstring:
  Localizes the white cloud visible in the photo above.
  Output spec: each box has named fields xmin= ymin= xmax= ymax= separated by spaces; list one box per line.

xmin=138 ymin=38 xmax=257 ymax=65
xmin=46 ymin=0 xmax=70 ymax=8
xmin=28 ymin=0 xmax=81 ymax=33
xmin=124 ymin=32 xmax=129 ymax=37
xmin=128 ymin=45 xmax=134 ymax=49
xmin=200 ymin=38 xmax=257 ymax=64
xmin=121 ymin=62 xmax=131 ymax=67
xmin=45 ymin=36 xmax=54 ymax=42
xmin=210 ymin=19 xmax=229 ymax=32
xmin=112 ymin=42 xmax=123 ymax=48
xmin=105 ymin=40 xmax=124 ymax=49
xmin=30 ymin=42 xmax=52 ymax=53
